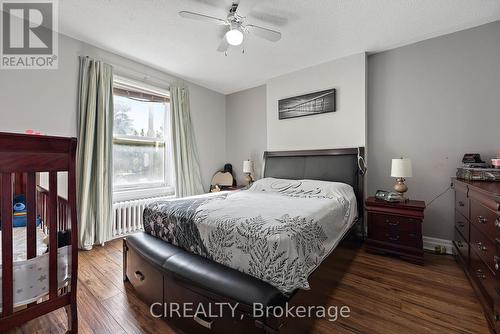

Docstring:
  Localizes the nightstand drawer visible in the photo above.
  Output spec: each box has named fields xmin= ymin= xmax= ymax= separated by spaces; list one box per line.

xmin=367 ymin=213 xmax=421 ymax=248
xmin=470 ymin=198 xmax=500 ymax=243
xmin=369 ymin=213 xmax=421 ymax=233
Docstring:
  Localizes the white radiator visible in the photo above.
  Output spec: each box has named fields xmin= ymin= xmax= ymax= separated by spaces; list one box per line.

xmin=112 ymin=196 xmax=170 ymax=237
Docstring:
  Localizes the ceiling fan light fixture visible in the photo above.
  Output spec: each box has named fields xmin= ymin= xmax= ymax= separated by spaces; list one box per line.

xmin=225 ymin=28 xmax=244 ymax=46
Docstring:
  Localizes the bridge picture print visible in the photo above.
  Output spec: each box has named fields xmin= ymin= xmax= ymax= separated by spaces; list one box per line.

xmin=278 ymin=88 xmax=336 ymax=120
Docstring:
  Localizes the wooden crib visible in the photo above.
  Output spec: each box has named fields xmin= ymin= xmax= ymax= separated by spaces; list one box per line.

xmin=0 ymin=132 xmax=78 ymax=333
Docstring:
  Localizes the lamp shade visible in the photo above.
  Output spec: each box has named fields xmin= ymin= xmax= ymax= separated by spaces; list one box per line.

xmin=243 ymin=160 xmax=254 ymax=174
xmin=391 ymin=158 xmax=412 ymax=178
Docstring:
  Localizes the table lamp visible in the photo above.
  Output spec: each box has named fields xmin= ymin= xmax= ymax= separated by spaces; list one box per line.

xmin=391 ymin=158 xmax=412 ymax=200
xmin=243 ymin=160 xmax=254 ymax=186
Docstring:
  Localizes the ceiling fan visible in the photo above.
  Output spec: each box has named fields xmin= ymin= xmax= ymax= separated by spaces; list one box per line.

xmin=179 ymin=0 xmax=282 ymax=54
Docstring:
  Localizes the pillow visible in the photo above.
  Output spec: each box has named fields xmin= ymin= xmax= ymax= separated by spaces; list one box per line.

xmin=248 ymin=177 xmax=355 ymax=199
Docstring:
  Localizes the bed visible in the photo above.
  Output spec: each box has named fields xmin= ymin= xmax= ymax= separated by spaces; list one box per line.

xmin=0 ymin=132 xmax=78 ymax=333
xmin=124 ymin=147 xmax=365 ymax=334
xmin=144 ymin=178 xmax=358 ymax=294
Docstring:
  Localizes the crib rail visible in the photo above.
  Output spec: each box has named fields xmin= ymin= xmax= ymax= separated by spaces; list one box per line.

xmin=36 ymin=185 xmax=70 ymax=233
xmin=0 ymin=132 xmax=78 ymax=333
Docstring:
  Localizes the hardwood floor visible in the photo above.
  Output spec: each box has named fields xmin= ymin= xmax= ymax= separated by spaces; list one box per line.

xmin=7 ymin=239 xmax=489 ymax=334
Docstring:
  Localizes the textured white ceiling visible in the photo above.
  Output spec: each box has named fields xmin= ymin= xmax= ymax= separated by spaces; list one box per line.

xmin=58 ymin=0 xmax=500 ymax=94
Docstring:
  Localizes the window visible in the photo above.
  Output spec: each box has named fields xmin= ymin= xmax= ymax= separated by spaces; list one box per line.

xmin=112 ymin=77 xmax=173 ymax=200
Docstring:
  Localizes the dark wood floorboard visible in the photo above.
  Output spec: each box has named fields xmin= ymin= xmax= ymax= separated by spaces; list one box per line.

xmin=6 ymin=239 xmax=489 ymax=334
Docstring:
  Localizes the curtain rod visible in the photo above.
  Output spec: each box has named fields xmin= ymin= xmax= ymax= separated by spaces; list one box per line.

xmin=79 ymin=54 xmax=185 ymax=90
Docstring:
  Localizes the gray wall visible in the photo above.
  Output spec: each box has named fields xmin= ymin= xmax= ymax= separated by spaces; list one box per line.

xmin=368 ymin=20 xmax=500 ymax=240
xmin=266 ymin=53 xmax=366 ymax=151
xmin=0 ymin=33 xmax=226 ymax=193
xmin=226 ymin=85 xmax=267 ymax=185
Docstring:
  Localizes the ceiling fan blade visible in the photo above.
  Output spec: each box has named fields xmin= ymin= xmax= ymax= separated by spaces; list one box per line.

xmin=217 ymin=38 xmax=229 ymax=52
xmin=235 ymin=0 xmax=260 ymax=17
xmin=179 ymin=11 xmax=227 ymax=25
xmin=247 ymin=24 xmax=281 ymax=42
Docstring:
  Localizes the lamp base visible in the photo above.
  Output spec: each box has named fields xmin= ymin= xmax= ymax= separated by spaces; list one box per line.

xmin=394 ymin=178 xmax=409 ymax=202
xmin=244 ymin=173 xmax=253 ymax=186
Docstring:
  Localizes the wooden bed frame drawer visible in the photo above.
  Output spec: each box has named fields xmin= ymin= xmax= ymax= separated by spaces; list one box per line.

xmin=455 ymin=210 xmax=470 ymax=241
xmin=163 ymin=275 xmax=265 ymax=334
xmin=470 ymin=224 xmax=496 ymax=275
xmin=126 ymin=246 xmax=164 ymax=309
xmin=470 ymin=198 xmax=500 ymax=243
xmin=455 ymin=187 xmax=470 ymax=219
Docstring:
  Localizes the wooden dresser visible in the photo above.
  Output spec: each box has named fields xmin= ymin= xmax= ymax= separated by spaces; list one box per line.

xmin=453 ymin=178 xmax=500 ymax=333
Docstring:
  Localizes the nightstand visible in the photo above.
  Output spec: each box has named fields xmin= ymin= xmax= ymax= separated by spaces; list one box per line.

xmin=365 ymin=197 xmax=426 ymax=265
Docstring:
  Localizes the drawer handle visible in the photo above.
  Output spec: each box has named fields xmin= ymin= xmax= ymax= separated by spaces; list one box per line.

xmin=476 ymin=269 xmax=486 ymax=280
xmin=495 ymin=219 xmax=500 ymax=230
xmin=457 ymin=241 xmax=463 ymax=248
xmin=477 ymin=216 xmax=488 ymax=224
xmin=495 ymin=256 xmax=500 ymax=271
xmin=476 ymin=242 xmax=487 ymax=252
xmin=458 ymin=201 xmax=465 ymax=207
xmin=385 ymin=219 xmax=399 ymax=226
xmin=386 ymin=234 xmax=400 ymax=241
xmin=193 ymin=315 xmax=213 ymax=329
xmin=134 ymin=271 xmax=145 ymax=282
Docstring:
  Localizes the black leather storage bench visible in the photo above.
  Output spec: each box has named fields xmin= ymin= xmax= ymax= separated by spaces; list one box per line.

xmin=124 ymin=232 xmax=287 ymax=334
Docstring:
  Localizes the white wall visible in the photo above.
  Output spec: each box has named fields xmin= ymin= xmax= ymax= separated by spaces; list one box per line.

xmin=368 ymin=20 xmax=500 ymax=240
xmin=226 ymin=85 xmax=267 ymax=184
xmin=266 ymin=53 xmax=366 ymax=150
xmin=0 ymin=33 xmax=226 ymax=193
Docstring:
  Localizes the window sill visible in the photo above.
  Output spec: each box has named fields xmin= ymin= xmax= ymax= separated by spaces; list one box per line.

xmin=113 ymin=186 xmax=175 ymax=202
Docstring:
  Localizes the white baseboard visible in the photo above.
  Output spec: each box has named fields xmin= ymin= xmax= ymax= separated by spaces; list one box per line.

xmin=423 ymin=236 xmax=453 ymax=255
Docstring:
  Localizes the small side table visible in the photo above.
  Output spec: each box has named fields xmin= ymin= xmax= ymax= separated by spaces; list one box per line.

xmin=365 ymin=197 xmax=426 ymax=265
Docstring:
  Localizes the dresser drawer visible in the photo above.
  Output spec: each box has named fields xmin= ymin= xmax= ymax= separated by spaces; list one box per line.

xmin=455 ymin=187 xmax=470 ymax=219
xmin=453 ymin=228 xmax=469 ymax=264
xmin=470 ymin=198 xmax=500 ymax=243
xmin=455 ymin=210 xmax=469 ymax=241
xmin=367 ymin=213 xmax=421 ymax=248
xmin=470 ymin=224 xmax=497 ymax=275
xmin=470 ymin=247 xmax=496 ymax=310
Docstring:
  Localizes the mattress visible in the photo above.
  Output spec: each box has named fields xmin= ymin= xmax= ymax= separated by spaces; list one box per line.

xmin=0 ymin=227 xmax=71 ymax=310
xmin=0 ymin=226 xmax=48 ymax=263
xmin=144 ymin=178 xmax=358 ymax=294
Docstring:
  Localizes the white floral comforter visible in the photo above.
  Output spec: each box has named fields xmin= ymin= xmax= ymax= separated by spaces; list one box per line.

xmin=144 ymin=178 xmax=358 ymax=294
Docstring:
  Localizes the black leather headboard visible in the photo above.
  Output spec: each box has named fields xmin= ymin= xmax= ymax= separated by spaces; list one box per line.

xmin=263 ymin=148 xmax=364 ymax=196
xmin=263 ymin=148 xmax=365 ymax=232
